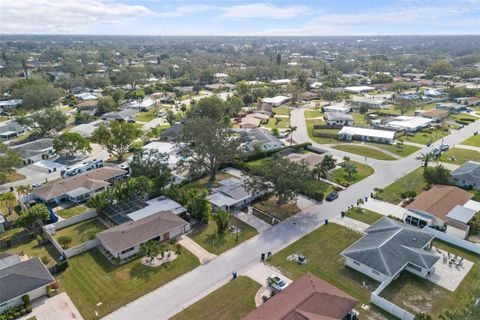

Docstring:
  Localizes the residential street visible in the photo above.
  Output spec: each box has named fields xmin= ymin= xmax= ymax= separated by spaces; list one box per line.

xmin=105 ymin=109 xmax=480 ymax=320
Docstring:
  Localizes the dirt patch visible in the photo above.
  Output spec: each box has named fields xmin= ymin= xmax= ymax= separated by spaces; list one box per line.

xmin=141 ymin=250 xmax=178 ymax=267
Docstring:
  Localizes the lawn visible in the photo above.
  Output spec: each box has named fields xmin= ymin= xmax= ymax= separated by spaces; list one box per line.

xmin=171 ymin=276 xmax=260 ymax=320
xmin=269 ymin=224 xmax=384 ymax=318
xmin=189 ymin=217 xmax=257 ymax=254
xmin=380 ymin=240 xmax=480 ymax=318
xmin=264 ymin=117 xmax=290 ymax=129
xmin=252 ymin=196 xmax=301 ymax=221
xmin=304 ymin=109 xmax=324 ymax=119
xmin=272 ymin=106 xmax=291 ymax=116
xmin=5 ymin=172 xmax=26 ymax=183
xmin=352 ymin=112 xmax=368 ymax=125
xmin=135 ymin=109 xmax=157 ymax=122
xmin=404 ymin=129 xmax=449 ymax=145
xmin=58 ymin=248 xmax=200 ymax=320
xmin=375 ymin=167 xmax=427 ymax=204
xmin=368 ymin=142 xmax=421 ymax=157
xmin=439 ymin=148 xmax=480 ymax=165
xmin=55 ymin=205 xmax=91 ymax=219
xmin=332 ymin=145 xmax=396 ymax=161
xmin=0 ymin=199 xmax=22 ymax=221
xmin=54 ymin=219 xmax=106 ymax=247
xmin=451 ymin=112 xmax=479 ymax=123
xmin=306 ymin=119 xmax=339 ymax=145
xmin=180 ymin=172 xmax=235 ymax=191
xmin=461 ymin=134 xmax=480 ymax=146
xmin=330 ymin=161 xmax=374 ymax=186
xmin=345 ymin=207 xmax=383 ymax=225
xmin=0 ymin=227 xmax=60 ymax=266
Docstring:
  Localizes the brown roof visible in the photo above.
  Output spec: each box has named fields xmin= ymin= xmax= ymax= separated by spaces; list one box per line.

xmin=96 ymin=211 xmax=188 ymax=253
xmin=76 ymin=100 xmax=98 ymax=108
xmin=406 ymin=185 xmax=472 ymax=221
xmin=421 ymin=109 xmax=448 ymax=119
xmin=33 ymin=167 xmax=127 ymax=201
xmin=286 ymin=153 xmax=325 ymax=170
xmin=245 ymin=272 xmax=358 ymax=320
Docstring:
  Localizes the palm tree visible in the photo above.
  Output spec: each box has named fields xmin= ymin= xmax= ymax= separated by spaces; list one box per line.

xmin=286 ymin=126 xmax=297 ymax=146
xmin=417 ymin=152 xmax=431 ymax=170
xmin=87 ymin=193 xmax=111 ymax=215
xmin=1 ymin=192 xmax=17 ymax=215
xmin=16 ymin=185 xmax=33 ymax=197
xmin=342 ymin=163 xmax=357 ymax=180
xmin=139 ymin=240 xmax=161 ymax=262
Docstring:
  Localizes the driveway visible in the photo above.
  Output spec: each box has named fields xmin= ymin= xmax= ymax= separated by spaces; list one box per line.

xmin=361 ymin=198 xmax=407 ymax=219
xmin=242 ymin=262 xmax=293 ymax=287
xmin=20 ymin=292 xmax=83 ymax=320
xmin=234 ymin=209 xmax=271 ymax=233
xmin=178 ymin=235 xmax=216 ymax=264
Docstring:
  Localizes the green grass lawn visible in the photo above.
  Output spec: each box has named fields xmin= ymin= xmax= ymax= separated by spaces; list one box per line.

xmin=5 ymin=172 xmax=26 ymax=183
xmin=264 ymin=117 xmax=290 ymax=129
xmin=306 ymin=119 xmax=341 ymax=144
xmin=58 ymin=248 xmax=200 ymax=320
xmin=330 ymin=161 xmax=374 ymax=186
xmin=461 ymin=134 xmax=480 ymax=146
xmin=189 ymin=217 xmax=257 ymax=254
xmin=404 ymin=129 xmax=449 ymax=145
xmin=171 ymin=276 xmax=260 ymax=320
xmin=380 ymin=240 xmax=480 ymax=318
xmin=268 ymin=224 xmax=384 ymax=318
xmin=332 ymin=145 xmax=396 ymax=160
xmin=0 ymin=227 xmax=60 ymax=266
xmin=55 ymin=205 xmax=91 ymax=219
xmin=0 ymin=199 xmax=22 ymax=221
xmin=451 ymin=113 xmax=479 ymax=122
xmin=180 ymin=172 xmax=235 ymax=191
xmin=272 ymin=106 xmax=291 ymax=116
xmin=304 ymin=109 xmax=324 ymax=119
xmin=345 ymin=207 xmax=383 ymax=225
xmin=135 ymin=109 xmax=157 ymax=122
xmin=54 ymin=219 xmax=106 ymax=247
xmin=439 ymin=148 xmax=480 ymax=165
xmin=252 ymin=196 xmax=301 ymax=221
xmin=352 ymin=112 xmax=368 ymax=125
xmin=375 ymin=167 xmax=427 ymax=204
xmin=368 ymin=142 xmax=421 ymax=157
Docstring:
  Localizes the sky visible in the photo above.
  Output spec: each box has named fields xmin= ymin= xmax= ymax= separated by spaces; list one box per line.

xmin=1 ymin=0 xmax=480 ymax=36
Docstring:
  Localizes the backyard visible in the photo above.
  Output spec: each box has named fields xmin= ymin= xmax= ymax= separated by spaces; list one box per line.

xmin=439 ymin=148 xmax=480 ymax=165
xmin=180 ymin=172 xmax=235 ymax=191
xmin=380 ymin=240 xmax=479 ymax=318
xmin=304 ymin=109 xmax=324 ymax=119
xmin=54 ymin=218 xmax=106 ymax=247
xmin=332 ymin=145 xmax=396 ymax=160
xmin=135 ymin=108 xmax=158 ymax=122
xmin=252 ymin=196 xmax=301 ymax=221
xmin=58 ymin=248 xmax=200 ymax=320
xmin=189 ymin=217 xmax=257 ymax=254
xmin=171 ymin=276 xmax=260 ymax=320
xmin=264 ymin=117 xmax=290 ymax=129
xmin=55 ymin=205 xmax=91 ymax=219
xmin=461 ymin=134 xmax=480 ymax=146
xmin=374 ymin=167 xmax=428 ymax=204
xmin=330 ymin=161 xmax=374 ymax=186
xmin=272 ymin=106 xmax=291 ymax=116
xmin=345 ymin=207 xmax=383 ymax=225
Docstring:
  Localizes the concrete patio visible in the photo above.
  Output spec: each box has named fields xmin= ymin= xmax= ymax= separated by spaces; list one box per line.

xmin=427 ymin=246 xmax=473 ymax=292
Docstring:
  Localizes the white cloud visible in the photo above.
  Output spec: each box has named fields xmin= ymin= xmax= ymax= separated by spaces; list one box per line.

xmin=218 ymin=3 xmax=309 ymax=20
xmin=0 ymin=0 xmax=154 ymax=34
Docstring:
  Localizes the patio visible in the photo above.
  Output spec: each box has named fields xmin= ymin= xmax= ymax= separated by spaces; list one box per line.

xmin=427 ymin=246 xmax=473 ymax=292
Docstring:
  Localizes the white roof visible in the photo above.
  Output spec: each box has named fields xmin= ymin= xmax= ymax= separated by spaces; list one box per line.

xmin=261 ymin=96 xmax=290 ymax=104
xmin=70 ymin=120 xmax=105 ymax=138
xmin=324 ymin=104 xmax=351 ymax=112
xmin=0 ymin=99 xmax=22 ymax=107
xmin=310 ymin=82 xmax=322 ymax=89
xmin=127 ymin=97 xmax=155 ymax=109
xmin=344 ymin=86 xmax=375 ymax=93
xmin=339 ymin=126 xmax=395 ymax=140
xmin=464 ymin=200 xmax=480 ymax=212
xmin=447 ymin=205 xmax=477 ymax=224
xmin=387 ymin=116 xmax=433 ymax=130
xmin=270 ymin=79 xmax=291 ymax=85
xmin=214 ymin=73 xmax=228 ymax=78
xmin=75 ymin=92 xmax=97 ymax=100
xmin=127 ymin=196 xmax=187 ymax=221
xmin=142 ymin=141 xmax=180 ymax=167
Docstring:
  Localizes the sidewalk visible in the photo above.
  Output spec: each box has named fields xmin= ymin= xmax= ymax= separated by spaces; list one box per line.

xmin=455 ymin=144 xmax=480 ymax=153
xmin=403 ymin=141 xmax=426 ymax=148
xmin=361 ymin=198 xmax=406 ymax=220
xmin=178 ymin=236 xmax=217 ymax=264
xmin=234 ymin=209 xmax=271 ymax=233
xmin=331 ymin=217 xmax=369 ymax=233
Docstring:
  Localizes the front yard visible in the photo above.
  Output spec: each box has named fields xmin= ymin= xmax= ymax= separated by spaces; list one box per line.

xmin=380 ymin=240 xmax=479 ymax=318
xmin=263 ymin=117 xmax=290 ymax=129
xmin=345 ymin=207 xmax=383 ymax=225
xmin=54 ymin=218 xmax=106 ymax=247
xmin=189 ymin=217 xmax=257 ymax=254
xmin=461 ymin=134 xmax=480 ymax=146
xmin=368 ymin=142 xmax=420 ymax=157
xmin=403 ymin=129 xmax=449 ymax=145
xmin=439 ymin=148 xmax=480 ymax=165
xmin=58 ymin=248 xmax=200 ymax=320
xmin=330 ymin=161 xmax=374 ymax=186
xmin=135 ymin=108 xmax=157 ymax=122
xmin=374 ymin=167 xmax=428 ymax=204
xmin=332 ymin=145 xmax=396 ymax=160
xmin=252 ymin=196 xmax=301 ymax=221
xmin=171 ymin=276 xmax=260 ymax=320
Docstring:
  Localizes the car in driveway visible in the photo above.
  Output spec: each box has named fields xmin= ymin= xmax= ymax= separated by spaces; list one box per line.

xmin=440 ymin=144 xmax=450 ymax=151
xmin=267 ymin=275 xmax=288 ymax=291
xmin=326 ymin=191 xmax=338 ymax=202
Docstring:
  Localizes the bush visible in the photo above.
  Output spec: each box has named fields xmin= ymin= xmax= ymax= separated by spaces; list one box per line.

xmin=46 ymin=286 xmax=52 ymax=298
xmin=21 ymin=295 xmax=29 ymax=305
xmin=57 ymin=235 xmax=72 ymax=249
xmin=41 ymin=255 xmax=50 ymax=265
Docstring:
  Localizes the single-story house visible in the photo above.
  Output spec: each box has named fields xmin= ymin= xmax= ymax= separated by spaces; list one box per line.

xmin=454 ymin=97 xmax=480 ymax=106
xmin=239 ymin=115 xmax=261 ymax=129
xmin=245 ymin=272 xmax=358 ymax=320
xmin=174 ymin=86 xmax=194 ymax=94
xmin=402 ymin=73 xmax=426 ymax=80
xmin=11 ymin=138 xmax=55 ymax=165
xmin=342 ymin=217 xmax=440 ymax=282
xmin=323 ymin=104 xmax=351 ymax=114
xmin=76 ymin=100 xmax=98 ymax=111
xmin=207 ymin=177 xmax=258 ymax=211
xmin=0 ymin=99 xmax=22 ymax=112
xmin=338 ymin=126 xmax=395 ymax=144
xmin=160 ymin=123 xmax=184 ymax=141
xmin=286 ymin=152 xmax=325 ymax=170
xmin=0 ymin=123 xmax=25 ymax=141
xmin=344 ymin=86 xmax=375 ymax=93
xmin=75 ymin=92 xmax=98 ymax=100
xmin=246 ymin=128 xmax=283 ymax=151
xmin=324 ymin=112 xmax=354 ymax=126
xmin=436 ymin=102 xmax=467 ymax=114
xmin=417 ymin=109 xmax=449 ymax=121
xmin=101 ymin=109 xmax=138 ymax=122
xmin=350 ymin=97 xmax=386 ymax=109
xmin=125 ymin=97 xmax=155 ymax=110
xmin=424 ymin=89 xmax=443 ymax=97
xmin=127 ymin=196 xmax=187 ymax=221
xmin=70 ymin=120 xmax=106 ymax=138
xmin=405 ymin=185 xmax=479 ymax=239
xmin=452 ymin=161 xmax=480 ymax=190
xmin=213 ymin=73 xmax=229 ymax=82
xmin=256 ymin=102 xmax=273 ymax=116
xmin=96 ymin=211 xmax=190 ymax=261
xmin=141 ymin=141 xmax=181 ymax=168
xmin=261 ymin=96 xmax=290 ymax=107
xmin=270 ymin=79 xmax=291 ymax=85
xmin=0 ymin=256 xmax=55 ymax=313
xmin=31 ymin=166 xmax=127 ymax=204
xmin=386 ymin=116 xmax=433 ymax=132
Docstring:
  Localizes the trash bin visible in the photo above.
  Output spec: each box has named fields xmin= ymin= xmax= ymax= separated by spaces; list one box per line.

xmin=261 ymin=253 xmax=265 ymax=261
xmin=232 ymin=271 xmax=237 ymax=279
xmin=324 ymin=219 xmax=328 ymax=225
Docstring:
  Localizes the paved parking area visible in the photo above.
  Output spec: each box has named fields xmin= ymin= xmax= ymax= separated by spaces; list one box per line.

xmin=242 ymin=262 xmax=292 ymax=288
xmin=234 ymin=209 xmax=271 ymax=233
xmin=20 ymin=292 xmax=83 ymax=320
xmin=361 ymin=198 xmax=407 ymax=219
xmin=178 ymin=235 xmax=217 ymax=264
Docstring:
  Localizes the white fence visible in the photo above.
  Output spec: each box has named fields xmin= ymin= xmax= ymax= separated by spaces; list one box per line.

xmin=423 ymin=227 xmax=480 ymax=255
xmin=53 ymin=210 xmax=97 ymax=229
xmin=41 ymin=225 xmax=64 ymax=256
xmin=63 ymin=239 xmax=99 ymax=258
xmin=371 ymin=279 xmax=415 ymax=320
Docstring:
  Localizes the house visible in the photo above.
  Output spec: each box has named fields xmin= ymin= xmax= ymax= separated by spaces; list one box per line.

xmin=240 ymin=115 xmax=261 ymax=129
xmin=245 ymin=272 xmax=358 ymax=320
xmin=96 ymin=211 xmax=190 ymax=261
xmin=418 ymin=109 xmax=449 ymax=121
xmin=344 ymin=86 xmax=375 ymax=93
xmin=405 ymin=185 xmax=480 ymax=239
xmin=31 ymin=166 xmax=127 ymax=204
xmin=160 ymin=123 xmax=184 ymax=141
xmin=436 ymin=102 xmax=467 ymax=114
xmin=213 ymin=73 xmax=229 ymax=82
xmin=270 ymin=79 xmax=291 ymax=85
xmin=70 ymin=120 xmax=106 ymax=138
xmin=174 ymin=86 xmax=194 ymax=94
xmin=75 ymin=92 xmax=98 ymax=100
xmin=0 ymin=214 xmax=5 ymax=234
xmin=127 ymin=196 xmax=187 ymax=221
xmin=0 ymin=122 xmax=25 ymax=141
xmin=261 ymin=96 xmax=290 ymax=107
xmin=386 ymin=116 xmax=433 ymax=132
xmin=11 ymin=138 xmax=55 ymax=165
xmin=454 ymin=97 xmax=480 ymax=106
xmin=246 ymin=128 xmax=283 ymax=151
xmin=424 ymin=89 xmax=443 ymax=97
xmin=350 ymin=97 xmax=386 ymax=109
xmin=286 ymin=152 xmax=325 ymax=170
xmin=101 ymin=109 xmax=138 ymax=122
xmin=323 ymin=104 xmax=351 ymax=113
xmin=452 ymin=161 xmax=480 ymax=190
xmin=141 ymin=141 xmax=181 ymax=168
xmin=338 ymin=127 xmax=395 ymax=144
xmin=126 ymin=97 xmax=155 ymax=110
xmin=256 ymin=102 xmax=273 ymax=116
xmin=0 ymin=99 xmax=22 ymax=112
xmin=324 ymin=112 xmax=354 ymax=126
xmin=76 ymin=100 xmax=98 ymax=111
xmin=207 ymin=177 xmax=258 ymax=211
xmin=151 ymin=92 xmax=176 ymax=103
xmin=0 ymin=256 xmax=55 ymax=313
xmin=342 ymin=217 xmax=440 ymax=282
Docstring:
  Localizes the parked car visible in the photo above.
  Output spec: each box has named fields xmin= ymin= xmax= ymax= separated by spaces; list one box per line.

xmin=267 ymin=275 xmax=288 ymax=291
xmin=440 ymin=144 xmax=450 ymax=151
xmin=326 ymin=191 xmax=339 ymax=201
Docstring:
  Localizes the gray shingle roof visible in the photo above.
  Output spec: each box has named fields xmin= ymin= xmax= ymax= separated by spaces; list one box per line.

xmin=452 ymin=161 xmax=480 ymax=186
xmin=0 ymin=257 xmax=54 ymax=303
xmin=342 ymin=217 xmax=439 ymax=277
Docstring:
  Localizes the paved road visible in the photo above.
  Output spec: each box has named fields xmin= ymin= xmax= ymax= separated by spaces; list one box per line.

xmin=104 ymin=109 xmax=480 ymax=320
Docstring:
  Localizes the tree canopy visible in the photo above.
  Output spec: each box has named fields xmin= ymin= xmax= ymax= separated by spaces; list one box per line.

xmin=129 ymin=149 xmax=172 ymax=194
xmin=91 ymin=121 xmax=142 ymax=162
xmin=17 ymin=108 xmax=67 ymax=138
xmin=53 ymin=132 xmax=91 ymax=157
xmin=0 ymin=142 xmax=21 ymax=184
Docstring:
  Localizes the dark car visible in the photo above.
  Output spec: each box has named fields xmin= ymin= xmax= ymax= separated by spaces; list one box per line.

xmin=326 ymin=191 xmax=338 ymax=201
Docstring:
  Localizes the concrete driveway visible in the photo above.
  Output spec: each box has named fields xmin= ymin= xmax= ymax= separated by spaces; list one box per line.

xmin=20 ymin=293 xmax=83 ymax=320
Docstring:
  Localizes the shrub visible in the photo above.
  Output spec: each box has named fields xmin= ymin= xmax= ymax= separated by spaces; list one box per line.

xmin=46 ymin=286 xmax=52 ymax=298
xmin=41 ymin=255 xmax=50 ymax=265
xmin=19 ymin=309 xmax=26 ymax=316
xmin=57 ymin=235 xmax=73 ymax=249
xmin=21 ymin=295 xmax=29 ymax=305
